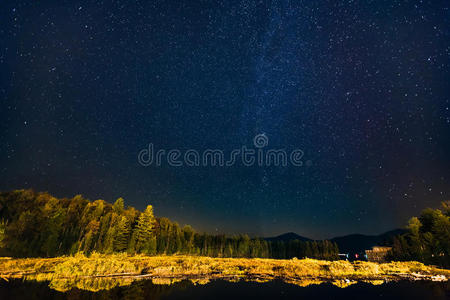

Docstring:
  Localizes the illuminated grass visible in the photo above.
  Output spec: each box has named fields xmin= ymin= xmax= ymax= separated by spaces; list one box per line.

xmin=0 ymin=254 xmax=448 ymax=292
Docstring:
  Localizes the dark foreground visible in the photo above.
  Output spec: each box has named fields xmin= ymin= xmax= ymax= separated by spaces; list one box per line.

xmin=0 ymin=279 xmax=449 ymax=300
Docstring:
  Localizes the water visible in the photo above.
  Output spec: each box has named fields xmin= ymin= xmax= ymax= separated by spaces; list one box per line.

xmin=0 ymin=279 xmax=448 ymax=300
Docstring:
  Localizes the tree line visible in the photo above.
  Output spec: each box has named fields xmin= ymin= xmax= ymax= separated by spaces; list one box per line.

xmin=0 ymin=190 xmax=339 ymax=259
xmin=388 ymin=201 xmax=450 ymax=267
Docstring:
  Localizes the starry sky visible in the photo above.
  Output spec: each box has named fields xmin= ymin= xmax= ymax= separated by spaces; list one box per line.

xmin=1 ymin=1 xmax=449 ymax=239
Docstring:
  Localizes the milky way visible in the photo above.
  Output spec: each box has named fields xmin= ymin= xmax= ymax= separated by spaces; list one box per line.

xmin=1 ymin=1 xmax=449 ymax=238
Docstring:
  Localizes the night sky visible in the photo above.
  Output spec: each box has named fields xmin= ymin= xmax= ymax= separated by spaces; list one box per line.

xmin=1 ymin=1 xmax=449 ymax=239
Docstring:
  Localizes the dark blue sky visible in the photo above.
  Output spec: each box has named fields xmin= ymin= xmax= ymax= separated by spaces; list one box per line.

xmin=1 ymin=1 xmax=449 ymax=239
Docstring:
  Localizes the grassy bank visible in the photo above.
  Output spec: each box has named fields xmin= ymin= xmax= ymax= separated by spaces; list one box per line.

xmin=0 ymin=253 xmax=449 ymax=292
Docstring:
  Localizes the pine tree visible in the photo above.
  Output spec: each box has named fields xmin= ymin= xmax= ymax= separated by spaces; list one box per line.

xmin=114 ymin=216 xmax=131 ymax=252
xmin=133 ymin=205 xmax=156 ymax=254
xmin=0 ymin=220 xmax=6 ymax=250
xmin=224 ymin=243 xmax=233 ymax=257
xmin=113 ymin=197 xmax=125 ymax=214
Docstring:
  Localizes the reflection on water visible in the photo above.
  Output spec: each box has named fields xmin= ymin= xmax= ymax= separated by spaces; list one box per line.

xmin=15 ymin=274 xmax=406 ymax=292
xmin=7 ymin=273 xmax=395 ymax=292
xmin=0 ymin=278 xmax=448 ymax=300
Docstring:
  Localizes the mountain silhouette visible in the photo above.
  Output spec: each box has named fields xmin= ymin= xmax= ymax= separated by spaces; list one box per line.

xmin=330 ymin=229 xmax=407 ymax=253
xmin=265 ymin=229 xmax=407 ymax=253
xmin=264 ymin=232 xmax=312 ymax=242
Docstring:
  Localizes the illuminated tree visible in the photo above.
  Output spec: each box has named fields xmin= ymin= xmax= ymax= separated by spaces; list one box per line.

xmin=133 ymin=205 xmax=156 ymax=254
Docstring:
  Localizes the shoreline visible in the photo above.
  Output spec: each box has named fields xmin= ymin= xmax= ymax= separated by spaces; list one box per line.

xmin=1 ymin=254 xmax=448 ymax=291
